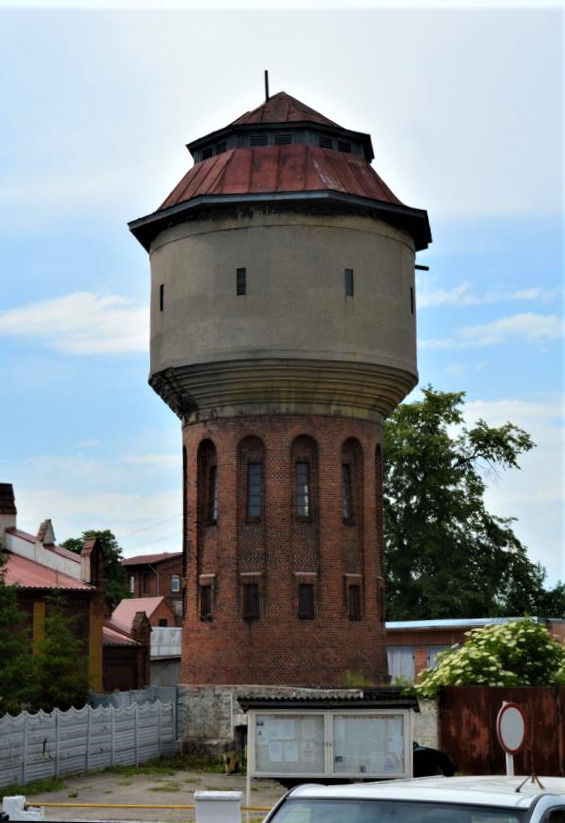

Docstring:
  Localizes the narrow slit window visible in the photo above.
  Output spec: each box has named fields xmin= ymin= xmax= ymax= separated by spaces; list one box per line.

xmin=159 ymin=284 xmax=164 ymax=312
xmin=296 ymin=461 xmax=310 ymax=518
xmin=298 ymin=584 xmax=315 ymax=620
xmin=247 ymin=462 xmax=263 ymax=520
xmin=128 ymin=575 xmax=135 ymax=594
xmin=243 ymin=583 xmax=260 ymax=621
xmin=208 ymin=465 xmax=218 ymax=524
xmin=200 ymin=585 xmax=213 ymax=620
xmin=348 ymin=585 xmax=362 ymax=621
xmin=236 ymin=267 xmax=246 ymax=296
xmin=410 ymin=286 xmax=415 ymax=314
xmin=342 ymin=463 xmax=353 ymax=524
xmin=345 ymin=268 xmax=354 ymax=297
xmin=171 ymin=574 xmax=180 ymax=593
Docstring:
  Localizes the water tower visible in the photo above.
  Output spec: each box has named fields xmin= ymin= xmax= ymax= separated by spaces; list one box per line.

xmin=129 ymin=90 xmax=431 ymax=686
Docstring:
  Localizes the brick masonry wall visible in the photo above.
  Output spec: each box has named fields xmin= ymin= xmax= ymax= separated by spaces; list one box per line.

xmin=181 ymin=414 xmax=389 ymax=687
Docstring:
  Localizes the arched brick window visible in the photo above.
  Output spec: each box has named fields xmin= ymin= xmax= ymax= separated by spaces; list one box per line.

xmin=197 ymin=439 xmax=218 ymax=526
xmin=341 ymin=438 xmax=363 ymax=526
xmin=291 ymin=435 xmax=318 ymax=522
xmin=238 ymin=436 xmax=266 ymax=523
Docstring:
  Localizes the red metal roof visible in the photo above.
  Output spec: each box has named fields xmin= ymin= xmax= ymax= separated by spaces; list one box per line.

xmin=122 ymin=552 xmax=182 ymax=566
xmin=111 ymin=596 xmax=168 ymax=633
xmin=158 ymin=144 xmax=403 ymax=212
xmin=103 ymin=619 xmax=139 ymax=646
xmin=230 ymin=91 xmax=341 ymax=128
xmin=4 ymin=551 xmax=93 ymax=591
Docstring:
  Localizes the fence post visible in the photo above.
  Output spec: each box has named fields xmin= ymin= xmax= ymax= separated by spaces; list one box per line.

xmin=157 ymin=702 xmax=162 ymax=758
xmin=134 ymin=703 xmax=139 ymax=766
xmin=22 ymin=712 xmax=27 ymax=786
xmin=110 ymin=708 xmax=115 ymax=768
xmin=54 ymin=710 xmax=60 ymax=779
xmin=85 ymin=705 xmax=91 ymax=773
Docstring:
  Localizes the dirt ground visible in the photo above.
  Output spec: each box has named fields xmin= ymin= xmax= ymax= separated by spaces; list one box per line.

xmin=22 ymin=769 xmax=287 ymax=823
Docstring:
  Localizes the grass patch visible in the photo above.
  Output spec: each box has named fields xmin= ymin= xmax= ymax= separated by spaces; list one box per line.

xmin=147 ymin=781 xmax=182 ymax=793
xmin=2 ymin=777 xmax=65 ymax=798
xmin=104 ymin=753 xmax=224 ymax=778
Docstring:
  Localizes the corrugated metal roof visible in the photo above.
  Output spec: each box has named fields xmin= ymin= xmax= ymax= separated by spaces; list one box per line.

xmin=238 ymin=688 xmax=418 ymax=713
xmin=122 ymin=552 xmax=182 ymax=566
xmin=230 ymin=91 xmax=341 ymax=128
xmin=103 ymin=619 xmax=140 ymax=646
xmin=4 ymin=551 xmax=93 ymax=591
xmin=386 ymin=617 xmax=548 ymax=631
xmin=158 ymin=144 xmax=402 ymax=212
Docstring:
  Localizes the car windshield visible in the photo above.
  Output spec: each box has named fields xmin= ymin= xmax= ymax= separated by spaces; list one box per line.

xmin=268 ymin=798 xmax=526 ymax=823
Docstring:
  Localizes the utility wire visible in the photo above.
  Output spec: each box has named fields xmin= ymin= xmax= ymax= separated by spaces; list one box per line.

xmin=115 ymin=513 xmax=182 ymax=543
xmin=122 ymin=530 xmax=181 ymax=553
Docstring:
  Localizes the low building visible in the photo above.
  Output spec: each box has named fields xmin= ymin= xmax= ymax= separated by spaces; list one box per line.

xmin=103 ymin=611 xmax=151 ymax=692
xmin=386 ymin=617 xmax=565 ymax=683
xmin=0 ymin=483 xmax=105 ymax=691
xmin=122 ymin=552 xmax=183 ymax=625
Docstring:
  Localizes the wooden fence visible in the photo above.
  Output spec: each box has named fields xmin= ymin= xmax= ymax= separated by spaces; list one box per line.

xmin=439 ymin=686 xmax=565 ymax=776
xmin=0 ymin=699 xmax=176 ymax=788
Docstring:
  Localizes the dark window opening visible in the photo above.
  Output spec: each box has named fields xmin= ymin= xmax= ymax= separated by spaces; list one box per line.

xmin=200 ymin=585 xmax=213 ymax=621
xmin=410 ymin=286 xmax=415 ymax=314
xmin=296 ymin=461 xmax=310 ymax=519
xmin=159 ymin=283 xmax=164 ymax=312
xmin=216 ymin=141 xmax=227 ymax=154
xmin=298 ymin=583 xmax=315 ymax=620
xmin=342 ymin=463 xmax=353 ymax=523
xmin=338 ymin=140 xmax=352 ymax=154
xmin=247 ymin=462 xmax=263 ymax=520
xmin=202 ymin=146 xmax=213 ymax=160
xmin=250 ymin=134 xmax=268 ymax=147
xmin=319 ymin=135 xmax=333 ymax=149
xmin=208 ymin=465 xmax=218 ymax=524
xmin=158 ymin=618 xmax=168 ymax=627
xmin=275 ymin=132 xmax=292 ymax=145
xmin=345 ymin=268 xmax=354 ymax=297
xmin=237 ymin=267 xmax=246 ymax=296
xmin=348 ymin=585 xmax=362 ymax=621
xmin=243 ymin=583 xmax=260 ymax=621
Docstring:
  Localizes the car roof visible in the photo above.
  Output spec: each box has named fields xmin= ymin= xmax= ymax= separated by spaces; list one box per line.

xmin=287 ymin=776 xmax=565 ymax=810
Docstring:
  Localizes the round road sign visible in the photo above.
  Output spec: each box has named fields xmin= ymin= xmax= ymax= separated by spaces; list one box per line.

xmin=496 ymin=702 xmax=526 ymax=755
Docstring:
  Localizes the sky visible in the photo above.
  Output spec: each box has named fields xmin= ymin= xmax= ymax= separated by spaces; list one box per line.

xmin=0 ymin=2 xmax=563 ymax=588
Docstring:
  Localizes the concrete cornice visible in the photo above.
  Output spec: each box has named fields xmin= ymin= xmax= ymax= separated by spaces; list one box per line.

xmin=149 ymin=358 xmax=417 ymax=424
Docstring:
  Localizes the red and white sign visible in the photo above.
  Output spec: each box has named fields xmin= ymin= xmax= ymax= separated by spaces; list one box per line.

xmin=496 ymin=702 xmax=526 ymax=755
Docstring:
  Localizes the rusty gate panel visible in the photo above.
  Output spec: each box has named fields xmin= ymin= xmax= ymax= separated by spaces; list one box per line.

xmin=439 ymin=687 xmax=564 ymax=776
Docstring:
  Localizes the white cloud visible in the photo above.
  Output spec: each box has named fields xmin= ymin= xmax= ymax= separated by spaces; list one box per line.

xmin=123 ymin=454 xmax=179 ymax=468
xmin=418 ymin=279 xmax=563 ymax=309
xmin=422 ymin=312 xmax=564 ymax=350
xmin=0 ymin=292 xmax=148 ymax=355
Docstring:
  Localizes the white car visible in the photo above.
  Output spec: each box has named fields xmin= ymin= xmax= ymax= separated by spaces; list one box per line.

xmin=262 ymin=774 xmax=565 ymax=822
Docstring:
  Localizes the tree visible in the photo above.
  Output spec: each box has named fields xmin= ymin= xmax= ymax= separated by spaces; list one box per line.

xmin=384 ymin=387 xmax=541 ymax=620
xmin=0 ymin=546 xmax=36 ymax=716
xmin=31 ymin=590 xmax=91 ymax=712
xmin=62 ymin=529 xmax=128 ymax=610
xmin=415 ymin=618 xmax=565 ymax=698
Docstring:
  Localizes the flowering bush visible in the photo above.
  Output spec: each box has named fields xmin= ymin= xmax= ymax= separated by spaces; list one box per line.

xmin=415 ymin=618 xmax=565 ymax=698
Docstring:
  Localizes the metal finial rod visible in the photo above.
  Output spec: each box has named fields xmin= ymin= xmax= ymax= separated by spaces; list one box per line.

xmin=264 ymin=70 xmax=270 ymax=101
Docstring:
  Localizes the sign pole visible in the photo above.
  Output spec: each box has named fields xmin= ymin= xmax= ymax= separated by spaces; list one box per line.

xmin=496 ymin=702 xmax=526 ymax=776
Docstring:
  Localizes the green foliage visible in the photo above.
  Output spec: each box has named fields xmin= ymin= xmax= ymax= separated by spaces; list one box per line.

xmin=383 ymin=386 xmax=549 ymax=620
xmin=0 ymin=545 xmax=36 ymax=716
xmin=415 ymin=618 xmax=565 ymax=698
xmin=30 ymin=590 xmax=91 ymax=712
xmin=341 ymin=669 xmax=374 ymax=688
xmin=62 ymin=529 xmax=128 ymax=610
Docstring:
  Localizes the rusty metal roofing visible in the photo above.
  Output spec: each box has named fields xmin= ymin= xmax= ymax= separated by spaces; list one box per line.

xmin=237 ymin=688 xmax=418 ymax=713
xmin=0 ymin=483 xmax=16 ymax=515
xmin=112 ymin=596 xmax=168 ymax=632
xmin=230 ymin=91 xmax=341 ymax=128
xmin=158 ymin=144 xmax=403 ymax=212
xmin=4 ymin=551 xmax=93 ymax=591
xmin=122 ymin=551 xmax=182 ymax=566
xmin=5 ymin=527 xmax=82 ymax=565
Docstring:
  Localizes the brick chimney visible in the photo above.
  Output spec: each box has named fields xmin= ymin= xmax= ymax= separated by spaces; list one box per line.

xmin=0 ymin=484 xmax=17 ymax=543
